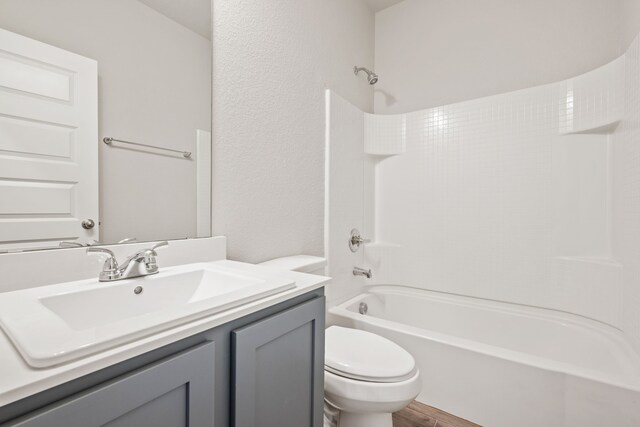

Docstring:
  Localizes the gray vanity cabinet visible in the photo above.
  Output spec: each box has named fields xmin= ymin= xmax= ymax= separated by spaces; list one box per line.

xmin=9 ymin=342 xmax=215 ymax=427
xmin=232 ymin=296 xmax=325 ymax=427
xmin=0 ymin=290 xmax=326 ymax=427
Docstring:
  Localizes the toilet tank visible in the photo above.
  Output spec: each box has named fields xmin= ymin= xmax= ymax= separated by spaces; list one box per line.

xmin=259 ymin=255 xmax=327 ymax=275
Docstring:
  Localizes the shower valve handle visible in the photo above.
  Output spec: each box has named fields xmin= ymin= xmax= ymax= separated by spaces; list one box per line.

xmin=349 ymin=229 xmax=370 ymax=253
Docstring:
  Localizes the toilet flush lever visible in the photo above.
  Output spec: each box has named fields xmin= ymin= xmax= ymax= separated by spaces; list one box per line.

xmin=349 ymin=229 xmax=370 ymax=253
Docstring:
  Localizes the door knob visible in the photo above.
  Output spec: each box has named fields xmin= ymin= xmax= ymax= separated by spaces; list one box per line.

xmin=82 ymin=219 xmax=96 ymax=230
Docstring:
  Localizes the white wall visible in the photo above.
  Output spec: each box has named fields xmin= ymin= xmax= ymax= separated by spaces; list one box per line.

xmin=0 ymin=0 xmax=211 ymax=244
xmin=374 ymin=0 xmax=622 ymax=114
xmin=212 ymin=0 xmax=374 ymax=263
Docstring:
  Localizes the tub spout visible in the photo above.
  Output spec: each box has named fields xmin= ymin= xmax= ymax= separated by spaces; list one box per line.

xmin=353 ymin=267 xmax=372 ymax=279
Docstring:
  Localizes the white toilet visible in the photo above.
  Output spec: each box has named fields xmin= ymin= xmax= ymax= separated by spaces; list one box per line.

xmin=324 ymin=326 xmax=420 ymax=427
xmin=260 ymin=255 xmax=421 ymax=427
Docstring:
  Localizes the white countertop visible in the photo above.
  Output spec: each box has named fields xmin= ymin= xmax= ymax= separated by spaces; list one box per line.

xmin=0 ymin=260 xmax=329 ymax=407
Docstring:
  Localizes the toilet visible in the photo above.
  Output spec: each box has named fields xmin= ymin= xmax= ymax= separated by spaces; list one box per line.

xmin=260 ymin=255 xmax=421 ymax=427
xmin=324 ymin=326 xmax=421 ymax=427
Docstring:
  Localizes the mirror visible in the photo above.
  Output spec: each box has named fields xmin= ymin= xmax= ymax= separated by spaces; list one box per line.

xmin=0 ymin=0 xmax=212 ymax=252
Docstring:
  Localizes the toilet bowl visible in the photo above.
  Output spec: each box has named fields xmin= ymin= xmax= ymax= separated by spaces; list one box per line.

xmin=324 ymin=326 xmax=420 ymax=427
xmin=259 ymin=256 xmax=420 ymax=427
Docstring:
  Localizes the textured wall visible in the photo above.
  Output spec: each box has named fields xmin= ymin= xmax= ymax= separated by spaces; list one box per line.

xmin=0 ymin=0 xmax=211 ymax=244
xmin=212 ymin=0 xmax=374 ymax=262
xmin=374 ymin=0 xmax=622 ymax=114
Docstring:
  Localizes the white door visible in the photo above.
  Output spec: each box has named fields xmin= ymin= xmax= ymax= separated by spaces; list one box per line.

xmin=0 ymin=28 xmax=98 ymax=251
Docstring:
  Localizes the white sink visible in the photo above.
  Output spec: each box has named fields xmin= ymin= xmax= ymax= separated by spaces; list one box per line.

xmin=0 ymin=262 xmax=295 ymax=367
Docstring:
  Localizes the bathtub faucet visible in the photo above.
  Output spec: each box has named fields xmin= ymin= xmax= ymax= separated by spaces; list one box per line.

xmin=353 ymin=267 xmax=372 ymax=279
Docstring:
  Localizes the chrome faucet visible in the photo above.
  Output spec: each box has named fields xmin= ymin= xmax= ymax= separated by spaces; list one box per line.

xmin=87 ymin=241 xmax=168 ymax=282
xmin=353 ymin=267 xmax=372 ymax=279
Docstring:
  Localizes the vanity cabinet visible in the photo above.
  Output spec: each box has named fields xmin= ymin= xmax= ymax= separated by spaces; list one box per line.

xmin=232 ymin=296 xmax=325 ymax=427
xmin=0 ymin=291 xmax=325 ymax=427
xmin=8 ymin=342 xmax=216 ymax=427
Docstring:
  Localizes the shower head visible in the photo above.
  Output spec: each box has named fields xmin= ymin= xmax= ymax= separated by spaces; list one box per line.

xmin=354 ymin=66 xmax=379 ymax=85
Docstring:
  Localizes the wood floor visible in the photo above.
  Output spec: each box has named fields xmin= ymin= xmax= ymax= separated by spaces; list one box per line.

xmin=393 ymin=401 xmax=482 ymax=427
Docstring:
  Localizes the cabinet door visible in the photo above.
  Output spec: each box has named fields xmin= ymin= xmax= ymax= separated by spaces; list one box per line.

xmin=9 ymin=342 xmax=215 ymax=427
xmin=232 ymin=297 xmax=325 ymax=427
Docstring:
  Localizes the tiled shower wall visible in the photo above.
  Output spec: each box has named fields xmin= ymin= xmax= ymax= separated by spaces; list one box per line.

xmin=614 ymin=35 xmax=640 ymax=352
xmin=329 ymin=35 xmax=640 ymax=350
xmin=368 ymin=54 xmax=625 ymax=329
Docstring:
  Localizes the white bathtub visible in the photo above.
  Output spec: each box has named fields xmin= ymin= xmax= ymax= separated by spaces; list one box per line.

xmin=328 ymin=286 xmax=640 ymax=427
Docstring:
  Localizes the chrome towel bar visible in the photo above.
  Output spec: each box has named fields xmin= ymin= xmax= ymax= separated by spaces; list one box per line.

xmin=103 ymin=137 xmax=191 ymax=158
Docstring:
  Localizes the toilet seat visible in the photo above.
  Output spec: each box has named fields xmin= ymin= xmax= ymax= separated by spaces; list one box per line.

xmin=325 ymin=326 xmax=416 ymax=383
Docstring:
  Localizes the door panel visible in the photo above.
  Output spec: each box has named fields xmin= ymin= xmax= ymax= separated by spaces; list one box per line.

xmin=232 ymin=297 xmax=325 ymax=427
xmin=7 ymin=342 xmax=215 ymax=427
xmin=0 ymin=28 xmax=98 ymax=250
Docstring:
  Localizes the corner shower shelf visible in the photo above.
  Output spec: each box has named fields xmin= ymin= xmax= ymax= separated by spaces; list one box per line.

xmin=559 ymin=119 xmax=621 ymax=136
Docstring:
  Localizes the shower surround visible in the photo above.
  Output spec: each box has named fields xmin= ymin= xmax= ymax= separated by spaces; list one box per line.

xmin=325 ymin=34 xmax=640 ymax=427
xmin=368 ymin=54 xmax=622 ymax=329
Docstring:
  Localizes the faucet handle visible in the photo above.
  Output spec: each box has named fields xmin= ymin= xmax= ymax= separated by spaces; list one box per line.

xmin=117 ymin=237 xmax=137 ymax=244
xmin=87 ymin=247 xmax=121 ymax=281
xmin=151 ymin=241 xmax=168 ymax=251
xmin=86 ymin=246 xmax=116 ymax=259
xmin=143 ymin=241 xmax=168 ymax=272
xmin=349 ymin=229 xmax=370 ymax=253
xmin=60 ymin=241 xmax=86 ymax=248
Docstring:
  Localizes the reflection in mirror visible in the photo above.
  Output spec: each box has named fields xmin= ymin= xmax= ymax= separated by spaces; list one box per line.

xmin=0 ymin=0 xmax=212 ymax=252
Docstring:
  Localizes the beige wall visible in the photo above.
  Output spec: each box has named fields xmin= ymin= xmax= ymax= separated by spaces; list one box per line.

xmin=374 ymin=0 xmax=622 ymax=114
xmin=0 ymin=0 xmax=211 ymax=244
xmin=212 ymin=0 xmax=375 ymax=262
xmin=620 ymin=0 xmax=640 ymax=51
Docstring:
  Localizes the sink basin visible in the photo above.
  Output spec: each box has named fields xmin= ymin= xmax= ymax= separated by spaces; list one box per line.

xmin=0 ymin=261 xmax=295 ymax=367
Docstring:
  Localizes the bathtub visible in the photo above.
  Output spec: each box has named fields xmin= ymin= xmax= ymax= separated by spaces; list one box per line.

xmin=328 ymin=286 xmax=640 ymax=427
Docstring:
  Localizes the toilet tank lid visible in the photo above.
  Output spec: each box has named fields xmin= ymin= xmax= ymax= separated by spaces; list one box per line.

xmin=258 ymin=255 xmax=327 ymax=273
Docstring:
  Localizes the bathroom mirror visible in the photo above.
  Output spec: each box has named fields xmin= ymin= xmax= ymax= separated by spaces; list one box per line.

xmin=0 ymin=0 xmax=212 ymax=252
